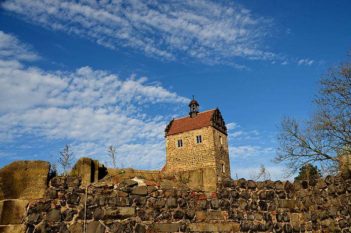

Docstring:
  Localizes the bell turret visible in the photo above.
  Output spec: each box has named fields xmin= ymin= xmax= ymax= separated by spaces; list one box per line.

xmin=189 ymin=97 xmax=199 ymax=117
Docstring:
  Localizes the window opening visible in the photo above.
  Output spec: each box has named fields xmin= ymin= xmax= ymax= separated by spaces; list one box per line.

xmin=177 ymin=139 xmax=183 ymax=147
xmin=196 ymin=135 xmax=202 ymax=143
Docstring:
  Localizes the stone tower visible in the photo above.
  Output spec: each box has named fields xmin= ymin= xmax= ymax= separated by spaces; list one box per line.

xmin=164 ymin=99 xmax=231 ymax=181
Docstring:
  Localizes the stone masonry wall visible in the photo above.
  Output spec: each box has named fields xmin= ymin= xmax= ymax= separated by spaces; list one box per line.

xmin=165 ymin=126 xmax=230 ymax=180
xmin=212 ymin=128 xmax=231 ymax=178
xmin=165 ymin=127 xmax=216 ymax=173
xmin=24 ymin=175 xmax=351 ymax=233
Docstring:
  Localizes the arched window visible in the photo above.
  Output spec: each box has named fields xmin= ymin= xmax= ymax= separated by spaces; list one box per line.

xmin=222 ymin=163 xmax=225 ymax=173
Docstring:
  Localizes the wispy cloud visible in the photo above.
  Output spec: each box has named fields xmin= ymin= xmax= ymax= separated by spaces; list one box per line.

xmin=226 ymin=122 xmax=238 ymax=131
xmin=0 ymin=63 xmax=187 ymax=113
xmin=73 ymin=142 xmax=165 ymax=170
xmin=0 ymin=31 xmax=39 ymax=61
xmin=230 ymin=145 xmax=274 ymax=157
xmin=2 ymin=0 xmax=275 ymax=65
xmin=227 ymin=122 xmax=275 ymax=159
xmin=226 ymin=121 xmax=281 ymax=179
xmin=0 ymin=31 xmax=188 ymax=169
xmin=297 ymin=58 xmax=315 ymax=66
xmin=227 ymin=122 xmax=260 ymax=141
xmin=272 ymin=57 xmax=318 ymax=67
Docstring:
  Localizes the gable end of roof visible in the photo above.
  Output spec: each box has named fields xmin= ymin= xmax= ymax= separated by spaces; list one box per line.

xmin=165 ymin=109 xmax=227 ymax=136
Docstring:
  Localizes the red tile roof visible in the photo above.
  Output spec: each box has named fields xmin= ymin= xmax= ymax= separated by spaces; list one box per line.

xmin=165 ymin=109 xmax=216 ymax=136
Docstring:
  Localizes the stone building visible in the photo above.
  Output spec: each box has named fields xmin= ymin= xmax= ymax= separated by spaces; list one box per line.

xmin=164 ymin=99 xmax=231 ymax=181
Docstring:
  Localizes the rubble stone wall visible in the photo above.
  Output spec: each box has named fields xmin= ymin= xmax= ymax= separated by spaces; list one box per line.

xmin=24 ymin=175 xmax=351 ymax=233
xmin=165 ymin=127 xmax=217 ymax=173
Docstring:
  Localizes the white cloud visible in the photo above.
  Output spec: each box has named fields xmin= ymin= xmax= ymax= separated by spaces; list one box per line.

xmin=297 ymin=58 xmax=315 ymax=66
xmin=226 ymin=121 xmax=278 ymax=179
xmin=72 ymin=142 xmax=165 ymax=170
xmin=230 ymin=145 xmax=274 ymax=157
xmin=229 ymin=129 xmax=260 ymax=140
xmin=0 ymin=31 xmax=188 ymax=169
xmin=226 ymin=122 xmax=238 ymax=130
xmin=231 ymin=131 xmax=244 ymax=138
xmin=0 ymin=62 xmax=67 ymax=113
xmin=0 ymin=31 xmax=39 ymax=61
xmin=2 ymin=0 xmax=275 ymax=65
xmin=227 ymin=122 xmax=261 ymax=141
xmin=227 ymin=121 xmax=274 ymax=164
xmin=0 ymin=62 xmax=187 ymax=113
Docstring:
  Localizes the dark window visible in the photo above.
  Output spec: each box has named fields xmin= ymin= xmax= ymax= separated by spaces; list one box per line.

xmin=196 ymin=135 xmax=202 ymax=143
xmin=177 ymin=139 xmax=183 ymax=148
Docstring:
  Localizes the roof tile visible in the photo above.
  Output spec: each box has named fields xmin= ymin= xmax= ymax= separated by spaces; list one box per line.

xmin=166 ymin=110 xmax=215 ymax=136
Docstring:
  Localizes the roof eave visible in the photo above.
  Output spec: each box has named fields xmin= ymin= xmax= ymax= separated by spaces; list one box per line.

xmin=166 ymin=125 xmax=213 ymax=137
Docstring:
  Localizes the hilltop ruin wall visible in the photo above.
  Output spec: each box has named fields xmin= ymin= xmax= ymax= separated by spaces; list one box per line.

xmin=23 ymin=175 xmax=351 ymax=233
xmin=1 ymin=159 xmax=351 ymax=233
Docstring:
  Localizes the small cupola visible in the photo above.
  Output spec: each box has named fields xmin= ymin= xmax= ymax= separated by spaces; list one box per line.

xmin=189 ymin=97 xmax=199 ymax=117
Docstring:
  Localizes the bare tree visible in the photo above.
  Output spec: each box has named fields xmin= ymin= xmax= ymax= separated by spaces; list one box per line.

xmin=250 ymin=164 xmax=271 ymax=181
xmin=276 ymin=61 xmax=351 ymax=174
xmin=107 ymin=145 xmax=117 ymax=168
xmin=58 ymin=144 xmax=73 ymax=175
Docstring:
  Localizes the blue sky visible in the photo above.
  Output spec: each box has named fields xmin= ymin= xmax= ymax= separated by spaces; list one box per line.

xmin=0 ymin=0 xmax=350 ymax=179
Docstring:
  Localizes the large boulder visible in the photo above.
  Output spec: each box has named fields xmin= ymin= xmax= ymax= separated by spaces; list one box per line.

xmin=0 ymin=161 xmax=50 ymax=200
